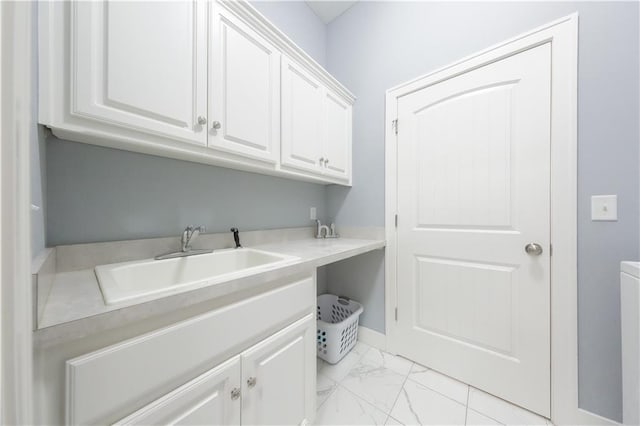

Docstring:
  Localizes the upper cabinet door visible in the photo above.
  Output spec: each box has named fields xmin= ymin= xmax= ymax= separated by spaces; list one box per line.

xmin=241 ymin=314 xmax=316 ymax=425
xmin=323 ymin=90 xmax=352 ymax=180
xmin=281 ymin=57 xmax=324 ymax=173
xmin=209 ymin=4 xmax=281 ymax=163
xmin=71 ymin=1 xmax=208 ymax=145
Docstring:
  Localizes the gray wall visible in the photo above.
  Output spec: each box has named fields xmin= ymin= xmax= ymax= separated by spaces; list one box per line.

xmin=250 ymin=0 xmax=326 ymax=67
xmin=44 ymin=1 xmax=328 ymax=245
xmin=326 ymin=250 xmax=385 ymax=332
xmin=324 ymin=1 xmax=640 ymax=421
xmin=46 ymin=137 xmax=327 ymax=245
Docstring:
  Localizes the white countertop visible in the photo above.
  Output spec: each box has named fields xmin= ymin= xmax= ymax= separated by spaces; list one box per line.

xmin=36 ymin=237 xmax=384 ymax=345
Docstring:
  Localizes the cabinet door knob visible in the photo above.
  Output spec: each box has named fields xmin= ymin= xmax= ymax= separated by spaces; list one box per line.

xmin=197 ymin=116 xmax=207 ymax=125
xmin=324 ymin=158 xmax=329 ymax=166
xmin=525 ymin=243 xmax=543 ymax=256
xmin=247 ymin=377 xmax=257 ymax=388
xmin=230 ymin=387 xmax=241 ymax=400
xmin=319 ymin=157 xmax=325 ymax=165
xmin=212 ymin=121 xmax=222 ymax=130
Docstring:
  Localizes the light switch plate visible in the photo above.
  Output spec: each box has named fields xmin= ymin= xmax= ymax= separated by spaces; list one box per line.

xmin=310 ymin=207 xmax=317 ymax=220
xmin=591 ymin=195 xmax=617 ymax=221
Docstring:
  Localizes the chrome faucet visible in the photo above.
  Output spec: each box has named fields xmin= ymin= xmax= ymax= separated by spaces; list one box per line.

xmin=315 ymin=219 xmax=339 ymax=239
xmin=182 ymin=225 xmax=205 ymax=252
xmin=315 ymin=219 xmax=327 ymax=238
xmin=155 ymin=225 xmax=212 ymax=260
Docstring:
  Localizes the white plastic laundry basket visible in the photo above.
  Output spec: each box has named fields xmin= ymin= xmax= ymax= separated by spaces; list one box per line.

xmin=316 ymin=294 xmax=364 ymax=364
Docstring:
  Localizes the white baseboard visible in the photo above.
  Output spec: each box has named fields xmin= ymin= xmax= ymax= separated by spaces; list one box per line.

xmin=358 ymin=326 xmax=387 ymax=350
xmin=565 ymin=408 xmax=619 ymax=426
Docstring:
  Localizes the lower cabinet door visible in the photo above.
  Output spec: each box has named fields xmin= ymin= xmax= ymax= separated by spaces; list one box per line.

xmin=115 ymin=356 xmax=241 ymax=426
xmin=241 ymin=314 xmax=316 ymax=425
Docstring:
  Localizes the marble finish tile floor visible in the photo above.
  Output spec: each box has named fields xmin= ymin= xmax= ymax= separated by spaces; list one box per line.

xmin=314 ymin=341 xmax=552 ymax=426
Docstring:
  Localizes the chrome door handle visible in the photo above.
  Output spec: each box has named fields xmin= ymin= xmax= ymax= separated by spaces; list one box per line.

xmin=212 ymin=121 xmax=221 ymax=130
xmin=247 ymin=377 xmax=257 ymax=388
xmin=525 ymin=243 xmax=543 ymax=256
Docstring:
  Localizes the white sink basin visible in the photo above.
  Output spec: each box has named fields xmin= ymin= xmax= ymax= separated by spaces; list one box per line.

xmin=95 ymin=248 xmax=299 ymax=305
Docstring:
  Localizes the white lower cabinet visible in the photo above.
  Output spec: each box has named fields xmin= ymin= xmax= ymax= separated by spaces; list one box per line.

xmin=64 ymin=276 xmax=316 ymax=425
xmin=241 ymin=314 xmax=316 ymax=425
xmin=115 ymin=314 xmax=316 ymax=426
xmin=116 ymin=356 xmax=242 ymax=426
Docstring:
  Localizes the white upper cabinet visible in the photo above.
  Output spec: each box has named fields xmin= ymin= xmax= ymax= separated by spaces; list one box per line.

xmin=323 ymin=90 xmax=352 ymax=180
xmin=281 ymin=56 xmax=325 ymax=173
xmin=71 ymin=1 xmax=208 ymax=145
xmin=281 ymin=57 xmax=353 ymax=182
xmin=39 ymin=0 xmax=354 ymax=185
xmin=209 ymin=4 xmax=280 ymax=163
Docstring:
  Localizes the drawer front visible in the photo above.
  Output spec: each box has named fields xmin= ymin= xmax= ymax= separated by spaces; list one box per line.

xmin=66 ymin=275 xmax=314 ymax=425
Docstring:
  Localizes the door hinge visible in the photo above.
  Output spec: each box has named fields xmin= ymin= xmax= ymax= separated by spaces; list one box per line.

xmin=395 ymin=307 xmax=398 ymax=321
xmin=394 ymin=214 xmax=398 ymax=228
xmin=392 ymin=119 xmax=398 ymax=135
xmin=550 ymin=244 xmax=553 ymax=256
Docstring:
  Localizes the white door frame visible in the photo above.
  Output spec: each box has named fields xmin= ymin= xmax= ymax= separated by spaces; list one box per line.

xmin=385 ymin=14 xmax=611 ymax=425
xmin=0 ymin=1 xmax=34 ymax=423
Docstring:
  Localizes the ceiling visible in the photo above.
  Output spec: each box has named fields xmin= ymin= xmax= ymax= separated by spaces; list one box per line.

xmin=305 ymin=1 xmax=358 ymax=24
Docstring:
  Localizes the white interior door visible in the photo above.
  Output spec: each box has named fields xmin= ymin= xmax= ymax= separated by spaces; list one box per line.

xmin=394 ymin=43 xmax=551 ymax=416
xmin=72 ymin=1 xmax=207 ymax=145
xmin=209 ymin=4 xmax=280 ymax=163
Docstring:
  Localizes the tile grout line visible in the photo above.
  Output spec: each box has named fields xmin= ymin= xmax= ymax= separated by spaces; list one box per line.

xmin=332 ymin=342 xmax=409 ymax=423
xmin=335 ymin=381 xmax=390 ymax=418
xmin=466 ymin=386 xmax=547 ymax=426
xmin=464 ymin=384 xmax=470 ymax=425
xmin=466 ymin=407 xmax=507 ymax=426
xmin=315 ymin=373 xmax=338 ymax=412
xmin=404 ymin=371 xmax=470 ymax=409
xmin=315 ymin=341 xmax=374 ymax=415
xmin=343 ymin=344 xmax=400 ymax=419
xmin=465 ymin=386 xmax=510 ymax=426
xmin=386 ymin=363 xmax=413 ymax=422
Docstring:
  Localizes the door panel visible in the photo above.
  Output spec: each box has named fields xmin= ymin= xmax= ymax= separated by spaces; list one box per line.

xmin=209 ymin=4 xmax=280 ymax=162
xmin=415 ymin=82 xmax=515 ymax=228
xmin=241 ymin=314 xmax=316 ymax=425
xmin=323 ymin=90 xmax=351 ymax=180
xmin=395 ymin=43 xmax=551 ymax=416
xmin=281 ymin=57 xmax=324 ymax=173
xmin=72 ymin=1 xmax=207 ymax=145
xmin=115 ymin=356 xmax=241 ymax=425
